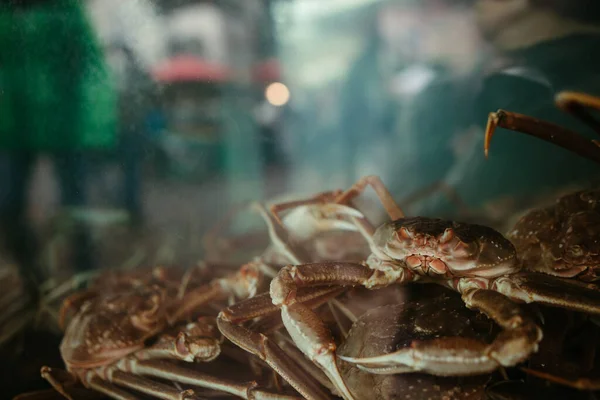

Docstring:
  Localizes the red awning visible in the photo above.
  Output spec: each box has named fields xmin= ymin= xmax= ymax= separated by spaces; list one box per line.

xmin=252 ymin=58 xmax=281 ymax=83
xmin=153 ymin=55 xmax=232 ymax=83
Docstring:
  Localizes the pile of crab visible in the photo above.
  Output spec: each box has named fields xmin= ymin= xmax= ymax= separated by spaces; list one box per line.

xmin=15 ymin=91 xmax=600 ymax=400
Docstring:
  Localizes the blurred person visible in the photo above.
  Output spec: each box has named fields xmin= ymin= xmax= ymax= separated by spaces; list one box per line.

xmin=0 ymin=0 xmax=117 ymax=294
xmin=337 ymin=2 xmax=423 ymax=188
xmin=405 ymin=0 xmax=600 ymax=217
xmin=105 ymin=42 xmax=159 ymax=226
xmin=338 ymin=0 xmax=472 ymax=195
xmin=86 ymin=0 xmax=166 ymax=226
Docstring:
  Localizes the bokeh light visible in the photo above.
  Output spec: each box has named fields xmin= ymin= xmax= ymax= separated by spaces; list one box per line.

xmin=265 ymin=82 xmax=290 ymax=106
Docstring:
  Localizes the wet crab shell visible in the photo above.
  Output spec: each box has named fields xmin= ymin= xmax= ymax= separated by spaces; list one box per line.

xmin=337 ymin=285 xmax=494 ymax=400
xmin=509 ymin=190 xmax=600 ymax=281
xmin=60 ymin=284 xmax=169 ymax=369
xmin=371 ymin=217 xmax=518 ymax=279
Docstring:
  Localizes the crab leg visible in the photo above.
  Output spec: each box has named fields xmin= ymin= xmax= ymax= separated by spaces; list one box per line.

xmin=267 ymin=190 xmax=342 ymax=224
xmin=555 ymin=91 xmax=600 ymax=136
xmin=275 ymin=333 xmax=335 ymax=393
xmin=108 ymin=370 xmax=196 ymax=400
xmin=520 ymin=367 xmax=600 ymax=390
xmin=492 ymin=272 xmax=600 ymax=315
xmin=267 ymin=192 xmax=360 ymax=235
xmin=334 ymin=175 xmax=405 ymax=221
xmin=87 ymin=376 xmax=140 ymax=400
xmin=484 ymin=110 xmax=600 ymax=164
xmin=217 ymin=318 xmax=331 ymax=400
xmin=41 ymin=367 xmax=124 ymax=400
xmin=169 ymin=265 xmax=261 ymax=323
xmin=268 ymin=262 xmax=420 ymax=400
xmin=249 ymin=287 xmax=348 ymax=334
xmin=251 ymin=202 xmax=312 ymax=264
xmin=41 ymin=367 xmax=79 ymax=400
xmin=126 ymin=359 xmax=302 ymax=400
xmin=218 ymin=286 xmax=350 ymax=400
xmin=340 ymin=288 xmax=542 ymax=375
xmin=133 ymin=330 xmax=221 ymax=363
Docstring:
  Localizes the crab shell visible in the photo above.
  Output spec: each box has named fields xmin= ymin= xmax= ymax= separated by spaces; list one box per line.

xmin=370 ymin=217 xmax=519 ymax=279
xmin=337 ymin=284 xmax=494 ymax=400
xmin=509 ymin=190 xmax=600 ymax=281
xmin=60 ymin=284 xmax=168 ymax=370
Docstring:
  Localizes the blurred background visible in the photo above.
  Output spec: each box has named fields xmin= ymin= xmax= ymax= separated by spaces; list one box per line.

xmin=2 ymin=0 xmax=600 ymax=396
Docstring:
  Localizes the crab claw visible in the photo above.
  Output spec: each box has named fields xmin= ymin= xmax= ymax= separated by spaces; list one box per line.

xmin=484 ymin=111 xmax=502 ymax=159
xmin=307 ymin=204 xmax=364 ymax=232
xmin=281 ymin=303 xmax=356 ymax=400
xmin=338 ymin=336 xmax=500 ymax=376
xmin=484 ymin=108 xmax=600 ymax=164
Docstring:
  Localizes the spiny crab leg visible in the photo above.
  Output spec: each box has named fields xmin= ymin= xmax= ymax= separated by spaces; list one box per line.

xmin=340 ymin=288 xmax=542 ymax=376
xmin=555 ymin=91 xmax=600 ymax=136
xmin=334 ymin=175 xmax=405 ymax=221
xmin=484 ymin=109 xmax=600 ymax=164
xmin=218 ymin=286 xmax=349 ymax=400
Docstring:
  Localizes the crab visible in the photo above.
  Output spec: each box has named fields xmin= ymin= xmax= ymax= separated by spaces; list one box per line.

xmin=35 ymin=264 xmax=307 ymax=400
xmin=338 ymin=283 xmax=497 ymax=400
xmin=505 ymin=302 xmax=600 ymax=397
xmin=216 ymin=173 xmax=600 ymax=400
xmin=406 ymin=92 xmax=600 ymax=232
xmin=506 ymin=189 xmax=600 ymax=282
xmin=203 ymin=191 xmax=371 ymax=280
xmin=479 ymin=91 xmax=600 ymax=392
xmin=481 ymin=92 xmax=600 ymax=282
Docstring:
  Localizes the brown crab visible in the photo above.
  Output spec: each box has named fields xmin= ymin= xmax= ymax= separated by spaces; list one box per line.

xmin=37 ymin=264 xmax=306 ymax=400
xmin=338 ymin=283 xmax=496 ymax=400
xmin=484 ymin=91 xmax=600 ymax=283
xmin=203 ymin=191 xmax=370 ymax=280
xmin=478 ymin=91 xmax=600 ymax=392
xmin=217 ymin=174 xmax=600 ymax=400
xmin=506 ymin=189 xmax=600 ymax=282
